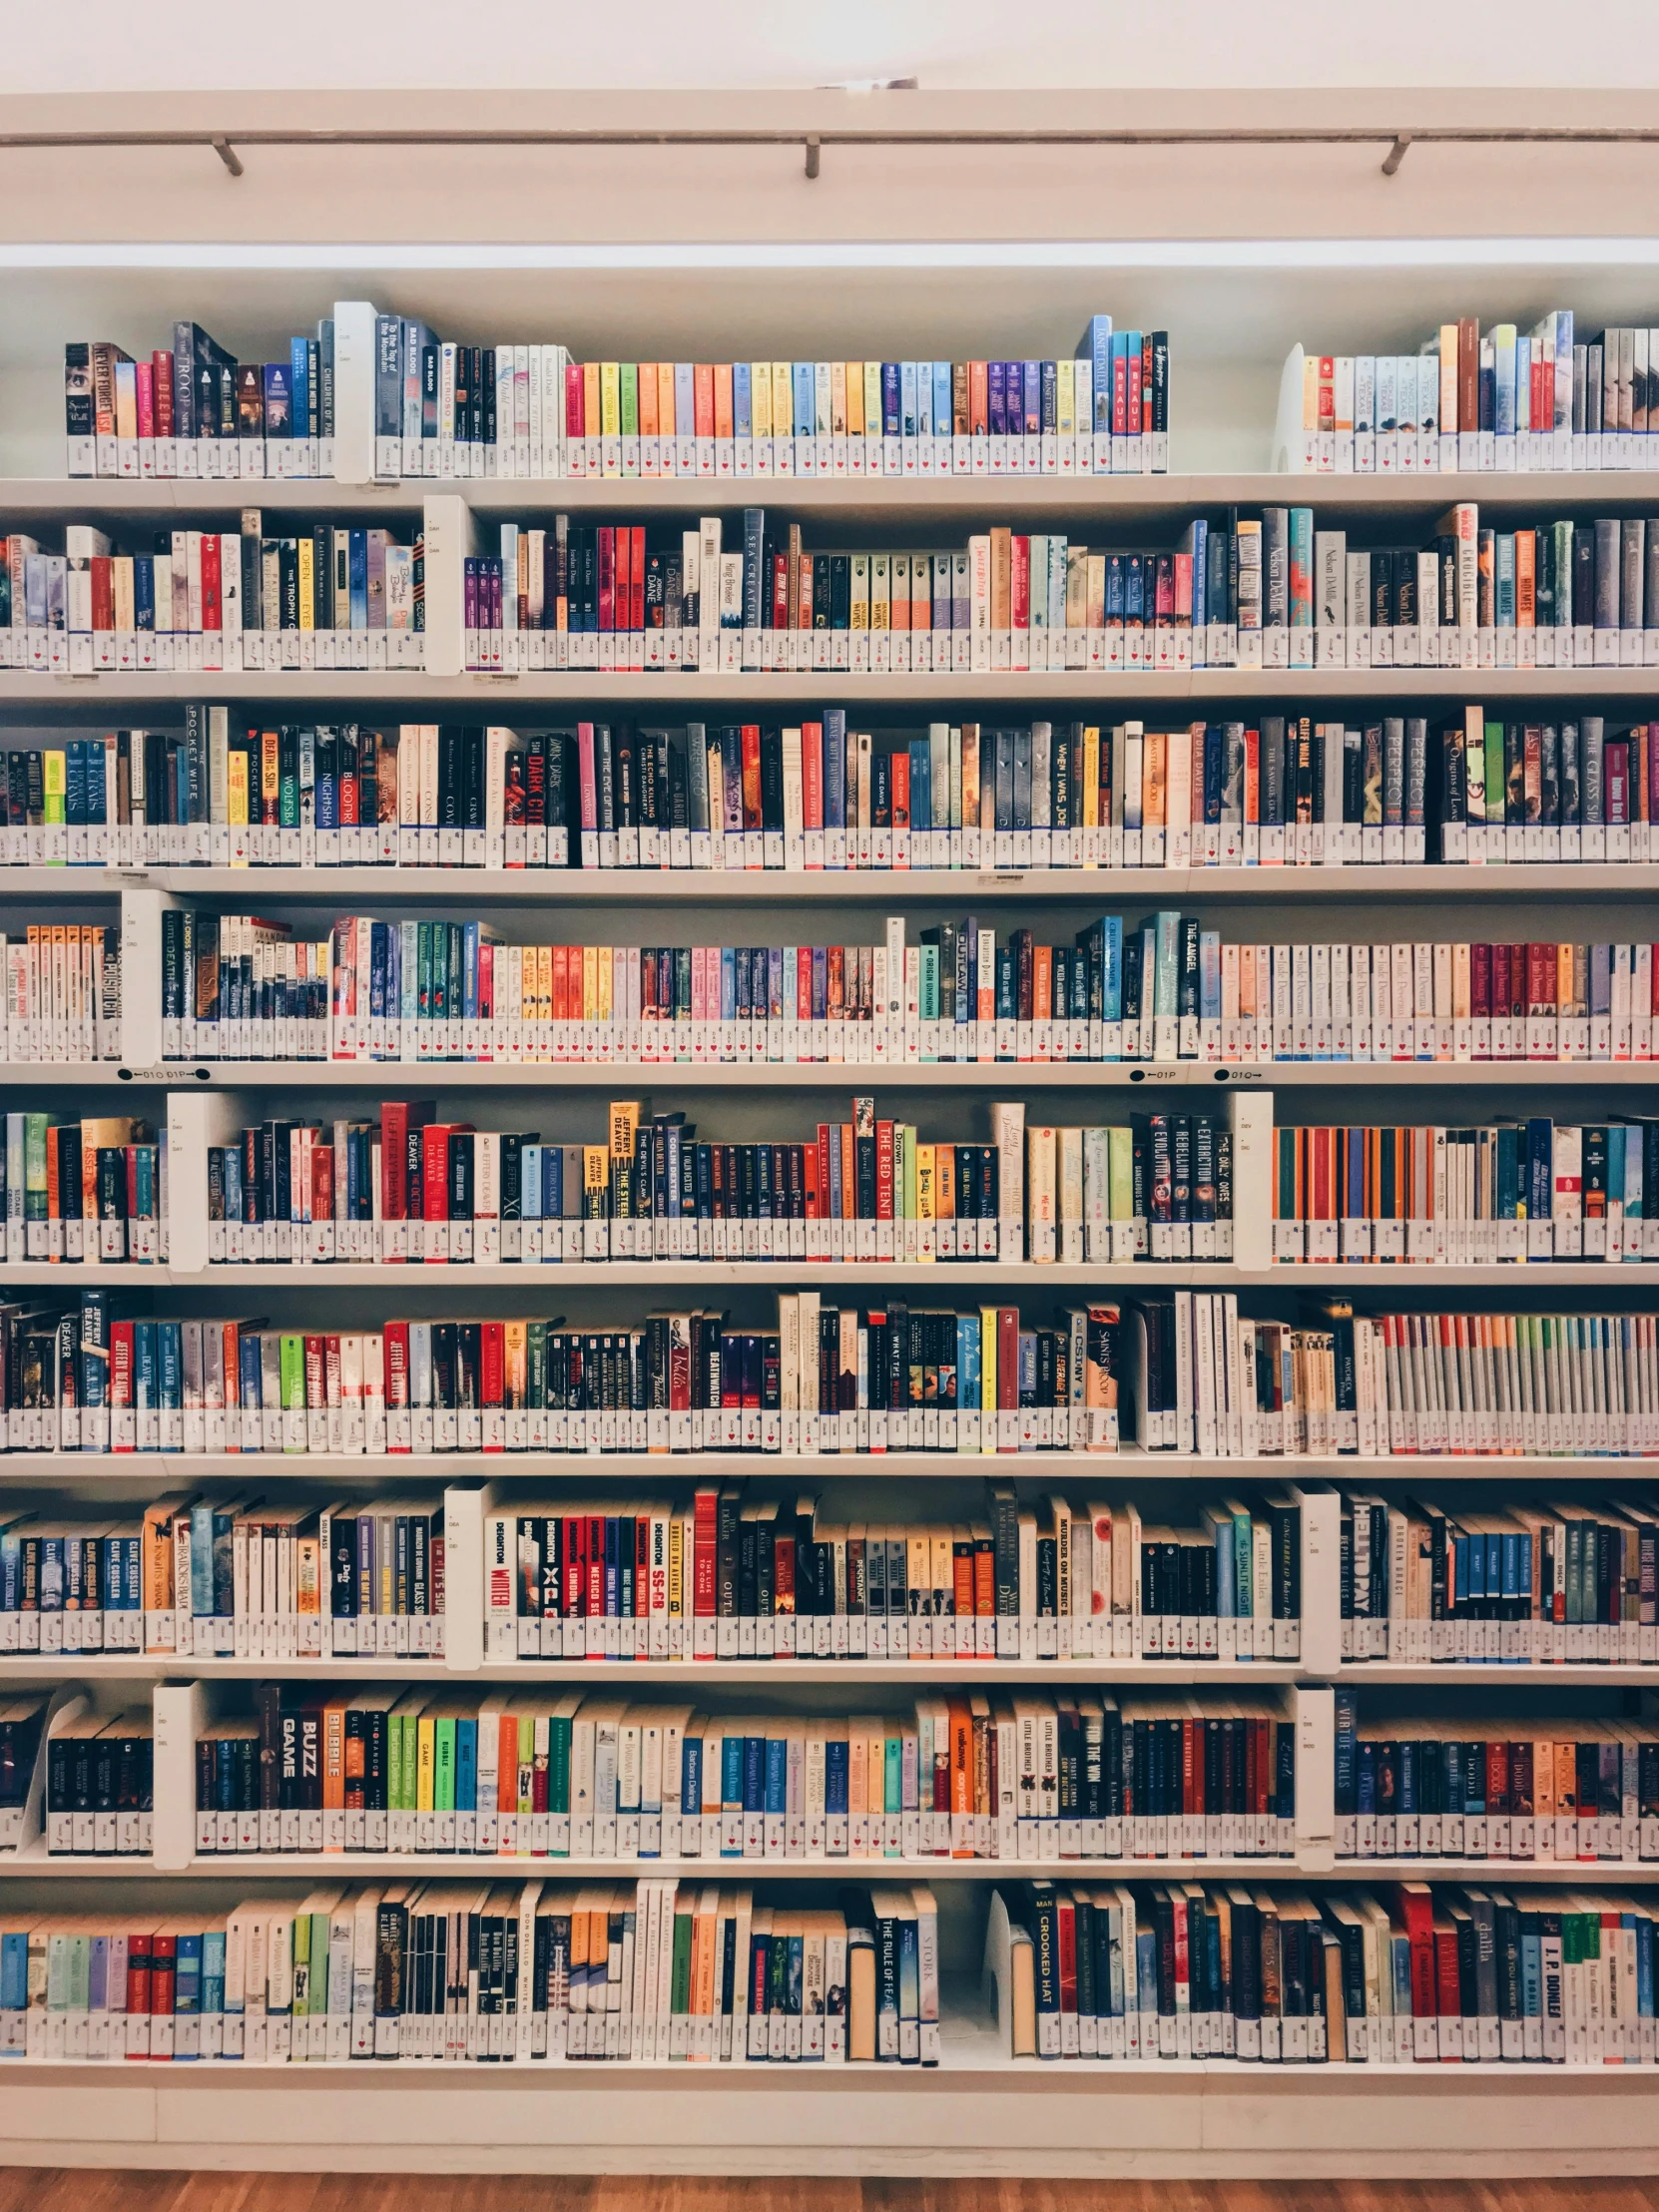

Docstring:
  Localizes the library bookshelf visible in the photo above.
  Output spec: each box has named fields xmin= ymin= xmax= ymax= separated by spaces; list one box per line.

xmin=4 ymin=251 xmax=1659 ymax=2180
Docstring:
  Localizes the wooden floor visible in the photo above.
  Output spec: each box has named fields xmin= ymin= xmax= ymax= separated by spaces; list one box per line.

xmin=0 ymin=2185 xmax=1655 ymax=2212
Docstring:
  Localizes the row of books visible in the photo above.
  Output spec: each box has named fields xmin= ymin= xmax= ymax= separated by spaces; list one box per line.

xmin=988 ymin=1879 xmax=1658 ymax=2065
xmin=1138 ymin=1299 xmax=1659 ymax=1463
xmin=0 ymin=522 xmax=424 ymax=677
xmin=1271 ymin=1120 xmax=1659 ymax=1265
xmin=1302 ymin=516 xmax=1659 ymax=673
xmin=0 ymin=925 xmax=122 ymax=1064
xmin=0 ymin=1296 xmax=1128 ymax=1464
xmin=143 ymin=911 xmax=1659 ymax=1069
xmin=0 ymin=1478 xmax=1301 ymax=1666
xmin=12 ymin=1284 xmax=1659 ymax=1465
xmin=0 ymin=1881 xmax=931 ymax=2064
xmin=45 ymin=1709 xmax=153 ymax=1856
xmin=0 ymin=1494 xmax=444 ymax=1658
xmin=369 ymin=314 xmax=1170 ymax=482
xmin=2 ymin=1117 xmax=166 ymax=1267
xmin=185 ymin=1689 xmax=1294 ymax=1864
xmin=1339 ymin=1492 xmax=1659 ymax=1665
xmin=196 ymin=1100 xmax=1235 ymax=1269
xmin=66 ymin=323 xmax=338 ymax=481
xmin=12 ymin=709 xmax=1659 ymax=873
xmin=1289 ymin=314 xmax=1653 ymax=474
xmin=1334 ymin=1701 xmax=1659 ymax=1862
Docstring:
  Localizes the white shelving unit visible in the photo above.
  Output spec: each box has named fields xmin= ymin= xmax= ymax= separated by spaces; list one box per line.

xmin=7 ymin=231 xmax=1659 ymax=2180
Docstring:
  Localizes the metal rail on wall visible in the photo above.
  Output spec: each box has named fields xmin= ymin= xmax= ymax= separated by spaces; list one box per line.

xmin=2 ymin=123 xmax=1659 ymax=180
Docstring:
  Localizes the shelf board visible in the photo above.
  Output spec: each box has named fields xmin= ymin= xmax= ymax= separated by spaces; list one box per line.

xmin=1337 ymin=1663 xmax=1659 ymax=1685
xmin=11 ymin=470 xmax=1659 ymax=518
xmin=0 ymin=1654 xmax=1306 ymax=1685
xmin=8 ymin=1061 xmax=1654 ymax=1092
xmin=4 ymin=669 xmax=1658 ymax=708
xmin=16 ymin=1847 xmax=1659 ymax=1885
xmin=1 ymin=862 xmax=1656 ymax=904
xmin=0 ymin=1448 xmax=1632 ymax=1483
xmin=6 ymin=1260 xmax=1654 ymax=1288
xmin=13 ymin=1851 xmax=1298 ymax=1883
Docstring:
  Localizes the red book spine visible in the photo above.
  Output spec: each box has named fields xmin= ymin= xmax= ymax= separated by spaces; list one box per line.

xmin=1471 ymin=940 xmax=1491 ymax=1020
xmin=875 ymin=1121 xmax=894 ymax=1221
xmin=636 ymin=1514 xmax=651 ymax=1625
xmin=421 ymin=1125 xmax=452 ymax=1224
xmin=586 ymin=1513 xmax=606 ymax=1618
xmin=1433 ymin=1927 xmax=1461 ymax=2028
xmin=562 ymin=1514 xmax=584 ymax=1618
xmin=91 ymin=555 xmax=114 ymax=632
xmin=153 ymin=351 xmax=174 ymax=438
xmin=201 ymin=535 xmax=222 ymax=634
xmin=597 ymin=527 xmax=615 ymax=633
xmin=309 ymin=1142 xmax=331 ymax=1227
xmin=1010 ymin=535 xmax=1029 ymax=634
xmin=383 ymin=1321 xmax=409 ymax=1416
xmin=693 ymin=1486 xmax=718 ymax=1619
xmin=1056 ymin=1897 xmax=1077 ymax=2017
xmin=125 ymin=1935 xmax=152 ymax=2055
xmin=150 ymin=1934 xmax=177 ymax=2038
xmin=630 ymin=527 xmax=647 ymax=630
xmin=135 ymin=360 xmax=155 ymax=441
xmin=1527 ymin=941 xmax=1553 ymax=1013
xmin=380 ymin=1103 xmax=407 ymax=1222
xmin=801 ymin=723 xmax=823 ymax=832
xmin=565 ymin=361 xmax=583 ymax=438
xmin=304 ymin=1334 xmax=325 ymax=1413
xmin=1112 ymin=348 xmax=1128 ymax=436
xmin=480 ymin=1322 xmax=505 ymax=1427
xmin=997 ymin=1308 xmax=1019 ymax=1413
xmin=741 ymin=725 xmax=763 ymax=830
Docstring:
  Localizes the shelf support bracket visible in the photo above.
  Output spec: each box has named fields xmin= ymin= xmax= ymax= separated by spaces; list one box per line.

xmin=804 ymin=134 xmax=821 ymax=180
xmin=212 ymin=135 xmax=245 ymax=179
xmin=1381 ymin=134 xmax=1411 ymax=177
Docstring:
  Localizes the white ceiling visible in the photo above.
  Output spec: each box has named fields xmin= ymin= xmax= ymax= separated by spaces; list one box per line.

xmin=12 ymin=0 xmax=1659 ymax=91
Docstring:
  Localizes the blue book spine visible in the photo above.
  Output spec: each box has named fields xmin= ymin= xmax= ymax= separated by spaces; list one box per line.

xmin=191 ymin=1503 xmax=216 ymax=1615
xmin=881 ymin=363 xmax=900 ymax=437
xmin=792 ymin=362 xmax=815 ymax=439
xmin=64 ymin=742 xmax=86 ymax=833
xmin=733 ymin=362 xmax=751 ymax=439
xmin=682 ymin=1735 xmax=702 ymax=1819
xmin=239 ymin=1331 xmax=262 ymax=1411
xmin=721 ymin=1732 xmax=744 ymax=1814
xmin=134 ymin=1321 xmax=158 ymax=1417
xmin=823 ymin=711 xmax=846 ymax=831
xmin=85 ymin=736 xmax=106 ymax=834
xmin=348 ymin=531 xmax=368 ymax=629
xmin=290 ymin=337 xmax=309 ymax=449
xmin=826 ymin=1738 xmax=848 ymax=1815
xmin=455 ymin=1717 xmax=476 ymax=1813
xmin=933 ymin=361 xmax=952 ymax=434
xmin=741 ymin=509 xmax=765 ymax=630
xmin=1077 ymin=315 xmax=1114 ymax=428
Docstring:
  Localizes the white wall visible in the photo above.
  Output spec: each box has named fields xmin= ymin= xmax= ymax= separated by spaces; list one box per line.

xmin=10 ymin=0 xmax=1659 ymax=91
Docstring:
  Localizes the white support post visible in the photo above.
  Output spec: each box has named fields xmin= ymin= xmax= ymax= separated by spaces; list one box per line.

xmin=422 ymin=493 xmax=480 ymax=678
xmin=166 ymin=1088 xmax=248 ymax=1275
xmin=1293 ymin=1683 xmax=1336 ymax=1873
xmin=1293 ymin=1481 xmax=1343 ymax=1677
xmin=330 ymin=300 xmax=381 ymax=487
xmin=1228 ymin=1086 xmax=1274 ymax=1268
xmin=118 ymin=884 xmax=178 ymax=1069
xmin=152 ymin=1679 xmax=211 ymax=1871
xmin=443 ymin=1481 xmax=489 ymax=1673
